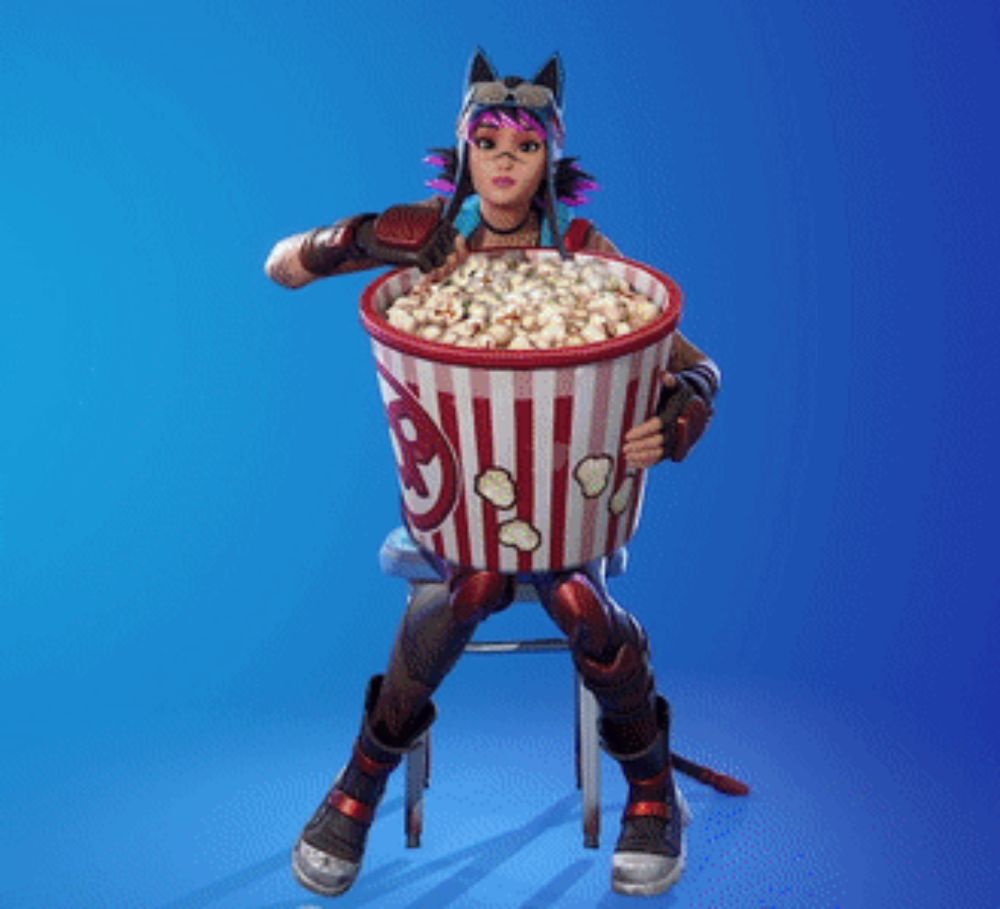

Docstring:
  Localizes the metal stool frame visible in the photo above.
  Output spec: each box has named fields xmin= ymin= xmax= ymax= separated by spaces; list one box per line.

xmin=380 ymin=527 xmax=628 ymax=850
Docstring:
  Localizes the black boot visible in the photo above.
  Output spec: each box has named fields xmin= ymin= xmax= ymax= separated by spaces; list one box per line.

xmin=292 ymin=675 xmax=435 ymax=897
xmin=603 ymin=696 xmax=690 ymax=897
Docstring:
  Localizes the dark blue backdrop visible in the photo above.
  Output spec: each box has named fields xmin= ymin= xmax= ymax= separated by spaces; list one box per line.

xmin=3 ymin=2 xmax=998 ymax=907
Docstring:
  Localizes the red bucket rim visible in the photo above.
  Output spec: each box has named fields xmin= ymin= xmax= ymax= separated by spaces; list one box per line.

xmin=359 ymin=248 xmax=684 ymax=370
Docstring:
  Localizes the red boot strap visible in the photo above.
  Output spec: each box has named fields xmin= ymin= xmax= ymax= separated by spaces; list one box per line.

xmin=328 ymin=789 xmax=375 ymax=825
xmin=353 ymin=742 xmax=397 ymax=776
xmin=625 ymin=801 xmax=671 ymax=820
xmin=626 ymin=765 xmax=672 ymax=789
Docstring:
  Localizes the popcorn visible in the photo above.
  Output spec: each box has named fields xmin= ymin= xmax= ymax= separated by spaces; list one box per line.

xmin=498 ymin=518 xmax=542 ymax=553
xmin=610 ymin=474 xmax=635 ymax=516
xmin=475 ymin=467 xmax=517 ymax=509
xmin=387 ymin=307 xmax=416 ymax=333
xmin=385 ymin=253 xmax=662 ymax=349
xmin=574 ymin=455 xmax=614 ymax=499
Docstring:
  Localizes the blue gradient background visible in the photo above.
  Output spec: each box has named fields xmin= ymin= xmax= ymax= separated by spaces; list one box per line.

xmin=3 ymin=2 xmax=998 ymax=907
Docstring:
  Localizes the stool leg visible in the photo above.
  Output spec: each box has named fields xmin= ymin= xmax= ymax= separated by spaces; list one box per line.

xmin=405 ymin=731 xmax=428 ymax=848
xmin=425 ymin=727 xmax=432 ymax=788
xmin=574 ymin=668 xmax=582 ymax=790
xmin=579 ymin=673 xmax=601 ymax=848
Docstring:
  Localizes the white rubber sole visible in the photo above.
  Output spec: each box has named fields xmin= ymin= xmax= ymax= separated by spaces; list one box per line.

xmin=611 ymin=783 xmax=692 ymax=897
xmin=612 ymin=840 xmax=686 ymax=897
xmin=291 ymin=839 xmax=361 ymax=897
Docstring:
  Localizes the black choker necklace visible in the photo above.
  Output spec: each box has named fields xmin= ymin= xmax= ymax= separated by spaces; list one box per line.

xmin=480 ymin=210 xmax=533 ymax=235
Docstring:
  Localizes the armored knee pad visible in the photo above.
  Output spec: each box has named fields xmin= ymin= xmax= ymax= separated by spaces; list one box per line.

xmin=542 ymin=571 xmax=644 ymax=663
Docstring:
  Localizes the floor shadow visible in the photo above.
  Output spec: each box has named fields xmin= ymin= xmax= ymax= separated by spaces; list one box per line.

xmin=250 ymin=793 xmax=581 ymax=908
xmin=157 ymin=788 xmax=751 ymax=909
xmin=156 ymin=797 xmax=406 ymax=909
xmin=518 ymin=858 xmax=597 ymax=909
xmin=158 ymin=794 xmax=577 ymax=909
xmin=155 ymin=852 xmax=289 ymax=909
xmin=356 ymin=792 xmax=580 ymax=908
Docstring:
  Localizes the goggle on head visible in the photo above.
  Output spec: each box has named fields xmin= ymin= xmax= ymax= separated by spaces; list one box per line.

xmin=455 ymin=50 xmax=566 ymax=157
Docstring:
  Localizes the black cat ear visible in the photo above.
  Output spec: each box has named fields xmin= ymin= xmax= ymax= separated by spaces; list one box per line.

xmin=467 ymin=47 xmax=499 ymax=86
xmin=532 ymin=53 xmax=564 ymax=106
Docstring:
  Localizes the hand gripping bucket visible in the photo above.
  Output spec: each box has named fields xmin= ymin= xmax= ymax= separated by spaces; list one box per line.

xmin=360 ymin=249 xmax=683 ymax=573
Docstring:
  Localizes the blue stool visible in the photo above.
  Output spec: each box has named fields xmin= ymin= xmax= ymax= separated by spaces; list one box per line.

xmin=379 ymin=527 xmax=629 ymax=849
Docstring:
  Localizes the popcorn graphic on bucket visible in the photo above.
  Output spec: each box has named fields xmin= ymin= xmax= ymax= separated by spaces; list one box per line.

xmin=360 ymin=249 xmax=683 ymax=573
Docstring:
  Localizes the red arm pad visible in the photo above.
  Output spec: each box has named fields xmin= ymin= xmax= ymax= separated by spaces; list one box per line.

xmin=373 ymin=204 xmax=444 ymax=251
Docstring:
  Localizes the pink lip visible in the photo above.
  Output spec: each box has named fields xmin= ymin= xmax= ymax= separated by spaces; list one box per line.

xmin=492 ymin=177 xmax=515 ymax=187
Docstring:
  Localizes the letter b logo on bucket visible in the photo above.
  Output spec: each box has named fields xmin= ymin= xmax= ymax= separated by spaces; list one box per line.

xmin=376 ymin=360 xmax=460 ymax=532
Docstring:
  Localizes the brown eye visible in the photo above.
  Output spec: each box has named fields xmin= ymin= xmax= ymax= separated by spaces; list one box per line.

xmin=520 ymin=140 xmax=541 ymax=153
xmin=475 ymin=137 xmax=495 ymax=150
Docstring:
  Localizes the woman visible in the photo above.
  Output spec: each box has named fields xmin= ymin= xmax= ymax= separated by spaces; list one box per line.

xmin=265 ymin=49 xmax=721 ymax=898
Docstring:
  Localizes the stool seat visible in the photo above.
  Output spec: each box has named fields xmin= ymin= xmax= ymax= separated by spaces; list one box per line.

xmin=379 ymin=526 xmax=628 ymax=850
xmin=379 ymin=525 xmax=629 ymax=584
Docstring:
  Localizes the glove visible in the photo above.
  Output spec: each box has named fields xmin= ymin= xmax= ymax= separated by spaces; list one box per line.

xmin=656 ymin=363 xmax=718 ymax=462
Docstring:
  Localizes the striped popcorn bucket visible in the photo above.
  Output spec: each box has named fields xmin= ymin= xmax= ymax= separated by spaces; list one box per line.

xmin=360 ymin=249 xmax=683 ymax=573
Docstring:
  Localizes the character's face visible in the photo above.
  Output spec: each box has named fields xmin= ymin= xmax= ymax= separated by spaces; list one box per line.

xmin=468 ymin=119 xmax=547 ymax=213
